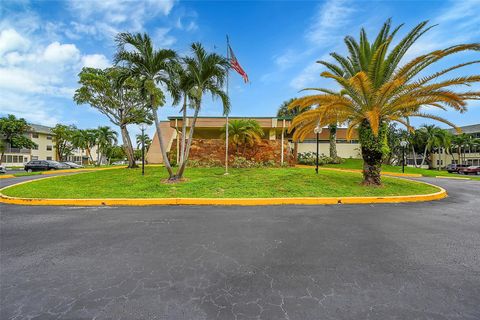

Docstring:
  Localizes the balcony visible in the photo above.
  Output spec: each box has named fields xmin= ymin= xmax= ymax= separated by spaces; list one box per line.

xmin=4 ymin=147 xmax=31 ymax=154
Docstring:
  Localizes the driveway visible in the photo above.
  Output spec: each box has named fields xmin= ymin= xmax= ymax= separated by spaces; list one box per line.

xmin=1 ymin=178 xmax=479 ymax=319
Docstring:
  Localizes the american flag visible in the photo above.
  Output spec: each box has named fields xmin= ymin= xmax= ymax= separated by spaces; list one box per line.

xmin=228 ymin=44 xmax=249 ymax=83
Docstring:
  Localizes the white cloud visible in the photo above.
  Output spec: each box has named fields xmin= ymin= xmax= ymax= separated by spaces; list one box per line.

xmin=0 ymin=28 xmax=30 ymax=55
xmin=81 ymin=54 xmax=110 ymax=69
xmin=154 ymin=28 xmax=177 ymax=47
xmin=67 ymin=0 xmax=177 ymax=39
xmin=305 ymin=0 xmax=355 ymax=44
xmin=43 ymin=41 xmax=80 ymax=63
xmin=0 ymin=91 xmax=60 ymax=126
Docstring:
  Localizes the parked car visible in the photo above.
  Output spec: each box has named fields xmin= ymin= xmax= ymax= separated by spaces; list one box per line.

xmin=458 ymin=166 xmax=480 ymax=175
xmin=24 ymin=160 xmax=70 ymax=172
xmin=0 ymin=165 xmax=6 ymax=174
xmin=446 ymin=163 xmax=469 ymax=173
xmin=62 ymin=162 xmax=84 ymax=168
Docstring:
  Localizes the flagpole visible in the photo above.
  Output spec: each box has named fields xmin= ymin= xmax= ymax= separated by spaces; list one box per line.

xmin=225 ymin=35 xmax=230 ymax=175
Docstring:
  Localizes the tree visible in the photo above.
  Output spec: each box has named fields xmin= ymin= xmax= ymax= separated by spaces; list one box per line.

xmin=288 ymin=19 xmax=480 ymax=185
xmin=0 ymin=114 xmax=37 ymax=164
xmin=51 ymin=124 xmax=77 ymax=161
xmin=114 ymin=32 xmax=177 ymax=177
xmin=104 ymin=145 xmax=126 ymax=164
xmin=136 ymin=133 xmax=152 ymax=151
xmin=221 ymin=119 xmax=264 ymax=156
xmin=74 ymin=67 xmax=151 ymax=168
xmin=277 ymin=98 xmax=311 ymax=160
xmin=71 ymin=129 xmax=97 ymax=165
xmin=95 ymin=126 xmax=118 ymax=166
xmin=172 ymin=42 xmax=230 ymax=179
xmin=417 ymin=125 xmax=448 ymax=167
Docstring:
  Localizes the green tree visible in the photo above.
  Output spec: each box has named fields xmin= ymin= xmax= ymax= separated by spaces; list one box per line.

xmin=71 ymin=129 xmax=97 ymax=165
xmin=173 ymin=43 xmax=230 ymax=179
xmin=114 ymin=32 xmax=177 ymax=177
xmin=74 ymin=67 xmax=152 ymax=168
xmin=95 ymin=126 xmax=118 ymax=166
xmin=288 ymin=19 xmax=480 ymax=185
xmin=221 ymin=119 xmax=264 ymax=156
xmin=136 ymin=133 xmax=152 ymax=151
xmin=51 ymin=124 xmax=77 ymax=161
xmin=417 ymin=125 xmax=449 ymax=167
xmin=0 ymin=114 xmax=37 ymax=164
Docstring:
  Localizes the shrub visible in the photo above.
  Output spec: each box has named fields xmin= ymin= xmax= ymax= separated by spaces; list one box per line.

xmin=297 ymin=152 xmax=344 ymax=166
xmin=187 ymin=159 xmax=223 ymax=168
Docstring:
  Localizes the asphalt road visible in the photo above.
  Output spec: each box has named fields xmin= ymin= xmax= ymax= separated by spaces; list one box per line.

xmin=1 ymin=178 xmax=479 ymax=319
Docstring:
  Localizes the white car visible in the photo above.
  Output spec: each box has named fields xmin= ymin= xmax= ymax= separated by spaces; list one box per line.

xmin=62 ymin=162 xmax=84 ymax=168
xmin=0 ymin=165 xmax=6 ymax=174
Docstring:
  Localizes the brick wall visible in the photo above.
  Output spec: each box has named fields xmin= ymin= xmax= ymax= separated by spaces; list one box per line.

xmin=170 ymin=139 xmax=295 ymax=165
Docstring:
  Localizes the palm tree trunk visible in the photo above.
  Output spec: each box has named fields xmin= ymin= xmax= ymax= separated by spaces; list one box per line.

xmin=175 ymin=105 xmax=200 ymax=179
xmin=329 ymin=124 xmax=337 ymax=158
xmin=179 ymin=96 xmax=188 ymax=165
xmin=359 ymin=120 xmax=386 ymax=186
xmin=420 ymin=145 xmax=429 ymax=167
xmin=411 ymin=144 xmax=418 ymax=167
xmin=152 ymin=109 xmax=174 ymax=178
xmin=120 ymin=125 xmax=137 ymax=168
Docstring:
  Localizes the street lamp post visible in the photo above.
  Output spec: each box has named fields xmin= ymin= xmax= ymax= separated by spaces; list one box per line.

xmin=400 ymin=140 xmax=408 ymax=173
xmin=314 ymin=125 xmax=322 ymax=174
xmin=139 ymin=123 xmax=147 ymax=176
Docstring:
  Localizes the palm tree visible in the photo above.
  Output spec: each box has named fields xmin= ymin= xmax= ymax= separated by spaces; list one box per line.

xmin=221 ymin=119 xmax=264 ymax=155
xmin=72 ymin=129 xmax=97 ymax=165
xmin=114 ymin=32 xmax=178 ymax=178
xmin=136 ymin=133 xmax=152 ymax=151
xmin=418 ymin=125 xmax=448 ymax=167
xmin=174 ymin=42 xmax=230 ymax=179
xmin=168 ymin=62 xmax=195 ymax=166
xmin=277 ymin=98 xmax=311 ymax=160
xmin=96 ymin=126 xmax=118 ymax=166
xmin=288 ymin=19 xmax=480 ymax=185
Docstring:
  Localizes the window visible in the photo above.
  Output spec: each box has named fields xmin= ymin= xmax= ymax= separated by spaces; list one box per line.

xmin=46 ymin=145 xmax=52 ymax=151
xmin=32 ymin=133 xmax=39 ymax=138
xmin=31 ymin=156 xmax=38 ymax=160
xmin=46 ymin=156 xmax=52 ymax=160
xmin=46 ymin=135 xmax=52 ymax=140
xmin=32 ymin=144 xmax=38 ymax=150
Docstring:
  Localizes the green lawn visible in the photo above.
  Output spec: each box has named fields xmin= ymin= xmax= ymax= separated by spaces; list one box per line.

xmin=324 ymin=158 xmax=480 ymax=180
xmin=2 ymin=167 xmax=440 ymax=199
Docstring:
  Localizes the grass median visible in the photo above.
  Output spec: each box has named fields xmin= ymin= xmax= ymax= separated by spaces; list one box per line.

xmin=1 ymin=167 xmax=440 ymax=199
xmin=324 ymin=158 xmax=480 ymax=180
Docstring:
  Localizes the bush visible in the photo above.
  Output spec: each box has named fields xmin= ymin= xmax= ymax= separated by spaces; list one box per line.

xmin=231 ymin=157 xmax=278 ymax=168
xmin=297 ymin=152 xmax=344 ymax=166
xmin=187 ymin=159 xmax=223 ymax=168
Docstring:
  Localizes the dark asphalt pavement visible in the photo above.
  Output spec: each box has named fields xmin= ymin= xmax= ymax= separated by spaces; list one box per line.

xmin=1 ymin=178 xmax=479 ymax=319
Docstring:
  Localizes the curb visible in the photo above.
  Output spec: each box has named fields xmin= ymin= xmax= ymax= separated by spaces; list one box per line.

xmin=435 ymin=176 xmax=471 ymax=180
xmin=0 ymin=175 xmax=447 ymax=206
xmin=295 ymin=165 xmax=422 ymax=178
xmin=0 ymin=175 xmax=15 ymax=179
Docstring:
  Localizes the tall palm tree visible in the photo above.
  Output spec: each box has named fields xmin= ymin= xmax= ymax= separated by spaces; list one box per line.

xmin=174 ymin=42 xmax=230 ymax=179
xmin=72 ymin=129 xmax=97 ymax=165
xmin=136 ymin=133 xmax=152 ymax=151
xmin=221 ymin=119 xmax=264 ymax=155
xmin=418 ymin=125 xmax=447 ymax=167
xmin=288 ymin=19 xmax=480 ymax=185
xmin=96 ymin=126 xmax=118 ymax=166
xmin=114 ymin=32 xmax=178 ymax=178
xmin=168 ymin=62 xmax=195 ymax=166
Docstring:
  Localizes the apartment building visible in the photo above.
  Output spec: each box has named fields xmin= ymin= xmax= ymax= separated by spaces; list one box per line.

xmin=1 ymin=123 xmax=93 ymax=167
xmin=431 ymin=124 xmax=480 ymax=168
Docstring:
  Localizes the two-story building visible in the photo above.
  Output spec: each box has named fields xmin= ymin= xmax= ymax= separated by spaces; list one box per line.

xmin=431 ymin=124 xmax=480 ymax=168
xmin=1 ymin=123 xmax=95 ymax=167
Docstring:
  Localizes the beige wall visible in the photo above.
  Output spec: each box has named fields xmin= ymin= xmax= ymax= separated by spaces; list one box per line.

xmin=296 ymin=142 xmax=362 ymax=159
xmin=30 ymin=132 xmax=55 ymax=161
xmin=431 ymin=151 xmax=480 ymax=168
xmin=146 ymin=122 xmax=177 ymax=164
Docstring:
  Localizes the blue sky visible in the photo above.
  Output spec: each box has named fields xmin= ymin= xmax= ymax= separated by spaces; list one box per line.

xmin=1 ymin=0 xmax=479 ymax=139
